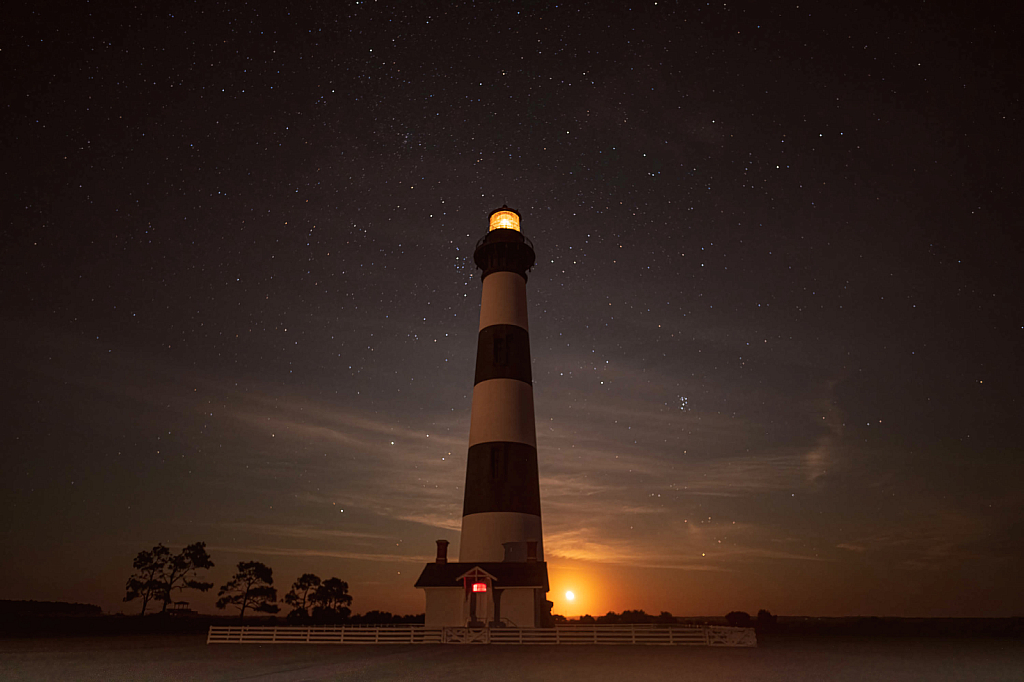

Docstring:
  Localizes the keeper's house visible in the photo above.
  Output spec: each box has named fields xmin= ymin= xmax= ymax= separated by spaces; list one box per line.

xmin=415 ymin=539 xmax=550 ymax=628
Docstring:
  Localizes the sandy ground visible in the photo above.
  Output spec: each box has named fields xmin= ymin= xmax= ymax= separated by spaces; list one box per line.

xmin=1 ymin=634 xmax=1022 ymax=681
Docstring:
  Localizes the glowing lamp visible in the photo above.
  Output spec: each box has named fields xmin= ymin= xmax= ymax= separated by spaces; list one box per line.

xmin=489 ymin=209 xmax=520 ymax=232
xmin=471 ymin=582 xmax=488 ymax=593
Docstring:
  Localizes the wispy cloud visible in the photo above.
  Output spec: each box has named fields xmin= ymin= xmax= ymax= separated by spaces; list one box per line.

xmin=207 ymin=544 xmax=431 ymax=564
xmin=830 ymin=507 xmax=1013 ymax=571
xmin=543 ymin=527 xmax=727 ymax=571
xmin=214 ymin=522 xmax=393 ymax=542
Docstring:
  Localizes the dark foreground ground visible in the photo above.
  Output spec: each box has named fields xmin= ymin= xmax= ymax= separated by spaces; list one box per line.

xmin=1 ymin=634 xmax=1022 ymax=681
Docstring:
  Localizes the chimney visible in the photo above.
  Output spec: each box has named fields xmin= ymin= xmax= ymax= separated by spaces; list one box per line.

xmin=435 ymin=539 xmax=450 ymax=564
xmin=526 ymin=541 xmax=538 ymax=563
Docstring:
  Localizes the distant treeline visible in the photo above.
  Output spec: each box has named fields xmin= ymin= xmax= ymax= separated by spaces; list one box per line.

xmin=557 ymin=609 xmax=678 ymax=624
xmin=0 ymin=600 xmax=102 ymax=617
xmin=347 ymin=611 xmax=424 ymax=625
xmin=556 ymin=610 xmax=1024 ymax=638
xmin=557 ymin=609 xmax=758 ymax=626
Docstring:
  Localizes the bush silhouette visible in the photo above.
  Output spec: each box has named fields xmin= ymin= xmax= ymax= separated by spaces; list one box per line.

xmin=725 ymin=611 xmax=752 ymax=627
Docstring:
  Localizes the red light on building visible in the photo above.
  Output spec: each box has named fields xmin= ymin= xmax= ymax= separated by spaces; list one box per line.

xmin=471 ymin=582 xmax=487 ymax=593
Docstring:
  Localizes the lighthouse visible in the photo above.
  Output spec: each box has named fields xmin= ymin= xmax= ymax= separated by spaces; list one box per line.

xmin=416 ymin=207 xmax=551 ymax=629
xmin=461 ymin=206 xmax=543 ymax=563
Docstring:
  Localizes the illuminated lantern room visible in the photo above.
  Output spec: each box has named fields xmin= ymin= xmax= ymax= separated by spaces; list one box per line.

xmin=489 ymin=207 xmax=521 ymax=232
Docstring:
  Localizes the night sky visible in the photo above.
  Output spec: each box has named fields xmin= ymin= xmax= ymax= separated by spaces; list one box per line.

xmin=3 ymin=1 xmax=1021 ymax=619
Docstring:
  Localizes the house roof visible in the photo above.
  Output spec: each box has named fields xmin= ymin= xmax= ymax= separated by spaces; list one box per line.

xmin=414 ymin=562 xmax=549 ymax=590
xmin=456 ymin=566 xmax=497 ymax=581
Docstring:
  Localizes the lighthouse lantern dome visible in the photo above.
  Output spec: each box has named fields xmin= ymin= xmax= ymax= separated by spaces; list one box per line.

xmin=488 ymin=207 xmax=521 ymax=232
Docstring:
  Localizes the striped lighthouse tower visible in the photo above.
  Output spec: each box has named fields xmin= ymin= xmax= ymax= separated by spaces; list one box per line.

xmin=459 ymin=206 xmax=544 ymax=564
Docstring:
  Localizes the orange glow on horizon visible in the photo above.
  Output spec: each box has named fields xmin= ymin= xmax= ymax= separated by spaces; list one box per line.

xmin=549 ymin=566 xmax=604 ymax=617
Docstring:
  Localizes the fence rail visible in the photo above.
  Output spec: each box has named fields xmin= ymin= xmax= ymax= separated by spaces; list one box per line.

xmin=207 ymin=624 xmax=756 ymax=647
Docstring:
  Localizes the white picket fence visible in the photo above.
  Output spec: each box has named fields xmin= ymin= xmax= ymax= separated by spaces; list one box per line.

xmin=207 ymin=625 xmax=444 ymax=644
xmin=207 ymin=624 xmax=756 ymax=647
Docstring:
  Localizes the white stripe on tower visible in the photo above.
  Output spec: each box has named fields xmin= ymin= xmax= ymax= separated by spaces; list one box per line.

xmin=479 ymin=271 xmax=530 ymax=332
xmin=460 ymin=513 xmax=544 ymax=564
xmin=467 ymin=379 xmax=536 ymax=447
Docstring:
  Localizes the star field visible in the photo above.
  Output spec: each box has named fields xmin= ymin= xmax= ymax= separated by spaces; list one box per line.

xmin=1 ymin=1 xmax=1021 ymax=617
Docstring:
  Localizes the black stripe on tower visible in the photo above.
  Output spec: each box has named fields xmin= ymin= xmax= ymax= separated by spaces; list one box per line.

xmin=462 ymin=441 xmax=542 ymax=516
xmin=474 ymin=324 xmax=532 ymax=385
xmin=474 ymin=229 xmax=535 ymax=281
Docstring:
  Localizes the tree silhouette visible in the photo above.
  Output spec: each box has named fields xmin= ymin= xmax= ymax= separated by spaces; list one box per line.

xmin=311 ymin=577 xmax=352 ymax=623
xmin=123 ymin=542 xmax=214 ymax=615
xmin=124 ymin=544 xmax=171 ymax=615
xmin=757 ymin=609 xmax=778 ymax=631
xmin=216 ymin=561 xmax=280 ymax=618
xmin=159 ymin=542 xmax=214 ymax=612
xmin=283 ymin=573 xmax=321 ymax=621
